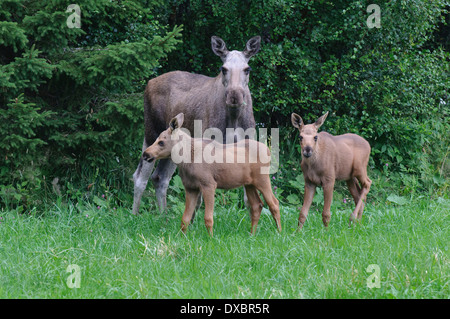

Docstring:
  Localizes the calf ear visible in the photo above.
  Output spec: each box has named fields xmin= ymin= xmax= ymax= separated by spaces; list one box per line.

xmin=291 ymin=113 xmax=303 ymax=129
xmin=169 ymin=113 xmax=185 ymax=132
xmin=211 ymin=36 xmax=229 ymax=62
xmin=243 ymin=36 xmax=261 ymax=60
xmin=314 ymin=111 xmax=329 ymax=129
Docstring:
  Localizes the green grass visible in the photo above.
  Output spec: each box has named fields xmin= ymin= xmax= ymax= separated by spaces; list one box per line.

xmin=0 ymin=191 xmax=448 ymax=298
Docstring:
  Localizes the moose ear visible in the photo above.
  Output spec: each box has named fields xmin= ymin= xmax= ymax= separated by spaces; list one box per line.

xmin=291 ymin=113 xmax=303 ymax=129
xmin=169 ymin=113 xmax=185 ymax=132
xmin=243 ymin=36 xmax=261 ymax=60
xmin=314 ymin=111 xmax=329 ymax=130
xmin=211 ymin=36 xmax=229 ymax=61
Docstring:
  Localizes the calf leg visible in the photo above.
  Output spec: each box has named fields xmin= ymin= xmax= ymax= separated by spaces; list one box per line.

xmin=244 ymin=185 xmax=263 ymax=234
xmin=298 ymin=182 xmax=316 ymax=229
xmin=256 ymin=182 xmax=281 ymax=232
xmin=151 ymin=158 xmax=177 ymax=212
xmin=322 ymin=182 xmax=335 ymax=227
xmin=243 ymin=187 xmax=250 ymax=208
xmin=189 ymin=194 xmax=203 ymax=224
xmin=201 ymin=185 xmax=216 ymax=236
xmin=132 ymin=141 xmax=155 ymax=215
xmin=181 ymin=189 xmax=201 ymax=233
xmin=347 ymin=178 xmax=361 ymax=224
xmin=353 ymin=176 xmax=372 ymax=220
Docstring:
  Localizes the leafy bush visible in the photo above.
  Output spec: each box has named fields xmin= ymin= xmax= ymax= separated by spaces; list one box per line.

xmin=0 ymin=0 xmax=182 ymax=207
xmin=1 ymin=0 xmax=448 ymax=211
xmin=161 ymin=0 xmax=449 ymax=191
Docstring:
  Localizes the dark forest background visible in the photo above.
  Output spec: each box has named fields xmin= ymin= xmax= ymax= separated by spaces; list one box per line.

xmin=1 ymin=0 xmax=448 ymax=211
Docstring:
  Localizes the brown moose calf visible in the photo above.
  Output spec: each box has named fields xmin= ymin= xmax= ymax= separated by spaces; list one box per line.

xmin=291 ymin=111 xmax=372 ymax=228
xmin=142 ymin=113 xmax=281 ymax=236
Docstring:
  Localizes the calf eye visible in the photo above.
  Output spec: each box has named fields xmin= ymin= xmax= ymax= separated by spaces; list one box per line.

xmin=244 ymin=67 xmax=252 ymax=75
xmin=314 ymin=136 xmax=318 ymax=142
xmin=299 ymin=135 xmax=303 ymax=141
xmin=220 ymin=67 xmax=228 ymax=75
xmin=158 ymin=141 xmax=164 ymax=147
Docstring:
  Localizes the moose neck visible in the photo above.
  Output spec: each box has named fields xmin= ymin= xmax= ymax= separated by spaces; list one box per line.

xmin=225 ymin=106 xmax=242 ymax=128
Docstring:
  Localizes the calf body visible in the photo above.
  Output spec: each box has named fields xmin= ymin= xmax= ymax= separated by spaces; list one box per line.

xmin=143 ymin=113 xmax=281 ymax=235
xmin=291 ymin=112 xmax=372 ymax=228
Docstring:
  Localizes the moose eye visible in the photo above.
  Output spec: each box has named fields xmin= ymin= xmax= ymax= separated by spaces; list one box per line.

xmin=314 ymin=136 xmax=318 ymax=142
xmin=220 ymin=67 xmax=228 ymax=75
xmin=158 ymin=141 xmax=164 ymax=147
xmin=244 ymin=67 xmax=252 ymax=75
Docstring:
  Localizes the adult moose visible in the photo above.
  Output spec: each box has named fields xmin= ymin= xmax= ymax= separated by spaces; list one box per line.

xmin=132 ymin=36 xmax=261 ymax=215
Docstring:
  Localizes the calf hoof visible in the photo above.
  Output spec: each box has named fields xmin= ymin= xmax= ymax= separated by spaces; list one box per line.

xmin=348 ymin=214 xmax=360 ymax=227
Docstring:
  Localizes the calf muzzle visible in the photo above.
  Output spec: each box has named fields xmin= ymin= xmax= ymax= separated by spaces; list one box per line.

xmin=143 ymin=151 xmax=155 ymax=163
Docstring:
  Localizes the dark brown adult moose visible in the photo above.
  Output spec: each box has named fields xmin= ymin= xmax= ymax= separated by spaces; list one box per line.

xmin=133 ymin=36 xmax=261 ymax=215
xmin=142 ymin=113 xmax=281 ymax=236
xmin=291 ymin=111 xmax=372 ymax=228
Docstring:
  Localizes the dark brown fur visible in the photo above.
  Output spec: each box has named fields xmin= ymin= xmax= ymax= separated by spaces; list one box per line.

xmin=143 ymin=71 xmax=255 ymax=145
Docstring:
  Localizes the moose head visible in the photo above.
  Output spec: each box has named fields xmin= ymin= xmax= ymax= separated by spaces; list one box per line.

xmin=211 ymin=36 xmax=261 ymax=108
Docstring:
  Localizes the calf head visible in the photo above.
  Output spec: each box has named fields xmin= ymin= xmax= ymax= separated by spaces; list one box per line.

xmin=211 ymin=35 xmax=261 ymax=107
xmin=291 ymin=112 xmax=329 ymax=158
xmin=143 ymin=113 xmax=185 ymax=163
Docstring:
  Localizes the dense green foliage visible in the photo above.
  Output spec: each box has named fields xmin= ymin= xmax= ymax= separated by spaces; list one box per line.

xmin=1 ymin=0 xmax=449 ymax=211
xmin=1 ymin=0 xmax=182 ymax=208
xmin=163 ymin=0 xmax=449 ymax=190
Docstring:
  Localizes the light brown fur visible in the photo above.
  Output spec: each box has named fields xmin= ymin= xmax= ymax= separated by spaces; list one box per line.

xmin=291 ymin=111 xmax=372 ymax=228
xmin=143 ymin=113 xmax=281 ymax=236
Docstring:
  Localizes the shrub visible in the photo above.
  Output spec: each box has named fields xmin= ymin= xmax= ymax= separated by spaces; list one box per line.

xmin=1 ymin=0 xmax=448 ymax=210
xmin=0 ymin=0 xmax=182 ymax=208
xmin=161 ymin=0 xmax=449 ymax=190
xmin=0 ymin=0 xmax=182 ymax=207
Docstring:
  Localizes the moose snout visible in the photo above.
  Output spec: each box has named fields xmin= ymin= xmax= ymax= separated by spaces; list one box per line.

xmin=303 ymin=146 xmax=313 ymax=158
xmin=225 ymin=88 xmax=245 ymax=107
xmin=142 ymin=151 xmax=155 ymax=163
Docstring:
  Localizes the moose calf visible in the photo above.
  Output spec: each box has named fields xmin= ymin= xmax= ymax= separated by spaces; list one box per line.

xmin=291 ymin=111 xmax=372 ymax=228
xmin=142 ymin=113 xmax=281 ymax=236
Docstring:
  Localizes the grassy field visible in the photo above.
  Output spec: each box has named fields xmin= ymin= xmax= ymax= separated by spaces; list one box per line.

xmin=0 ymin=186 xmax=448 ymax=299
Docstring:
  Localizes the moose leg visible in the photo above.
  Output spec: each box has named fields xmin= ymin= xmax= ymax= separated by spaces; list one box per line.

xmin=298 ymin=182 xmax=316 ymax=229
xmin=151 ymin=158 xmax=177 ymax=212
xmin=244 ymin=185 xmax=263 ymax=234
xmin=132 ymin=141 xmax=155 ymax=215
xmin=181 ymin=189 xmax=201 ymax=233
xmin=201 ymin=185 xmax=216 ymax=236
xmin=347 ymin=178 xmax=361 ymax=224
xmin=257 ymin=182 xmax=281 ymax=233
xmin=353 ymin=176 xmax=372 ymax=221
xmin=189 ymin=194 xmax=203 ymax=224
xmin=322 ymin=182 xmax=335 ymax=227
xmin=243 ymin=188 xmax=250 ymax=208
xmin=353 ymin=177 xmax=365 ymax=218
